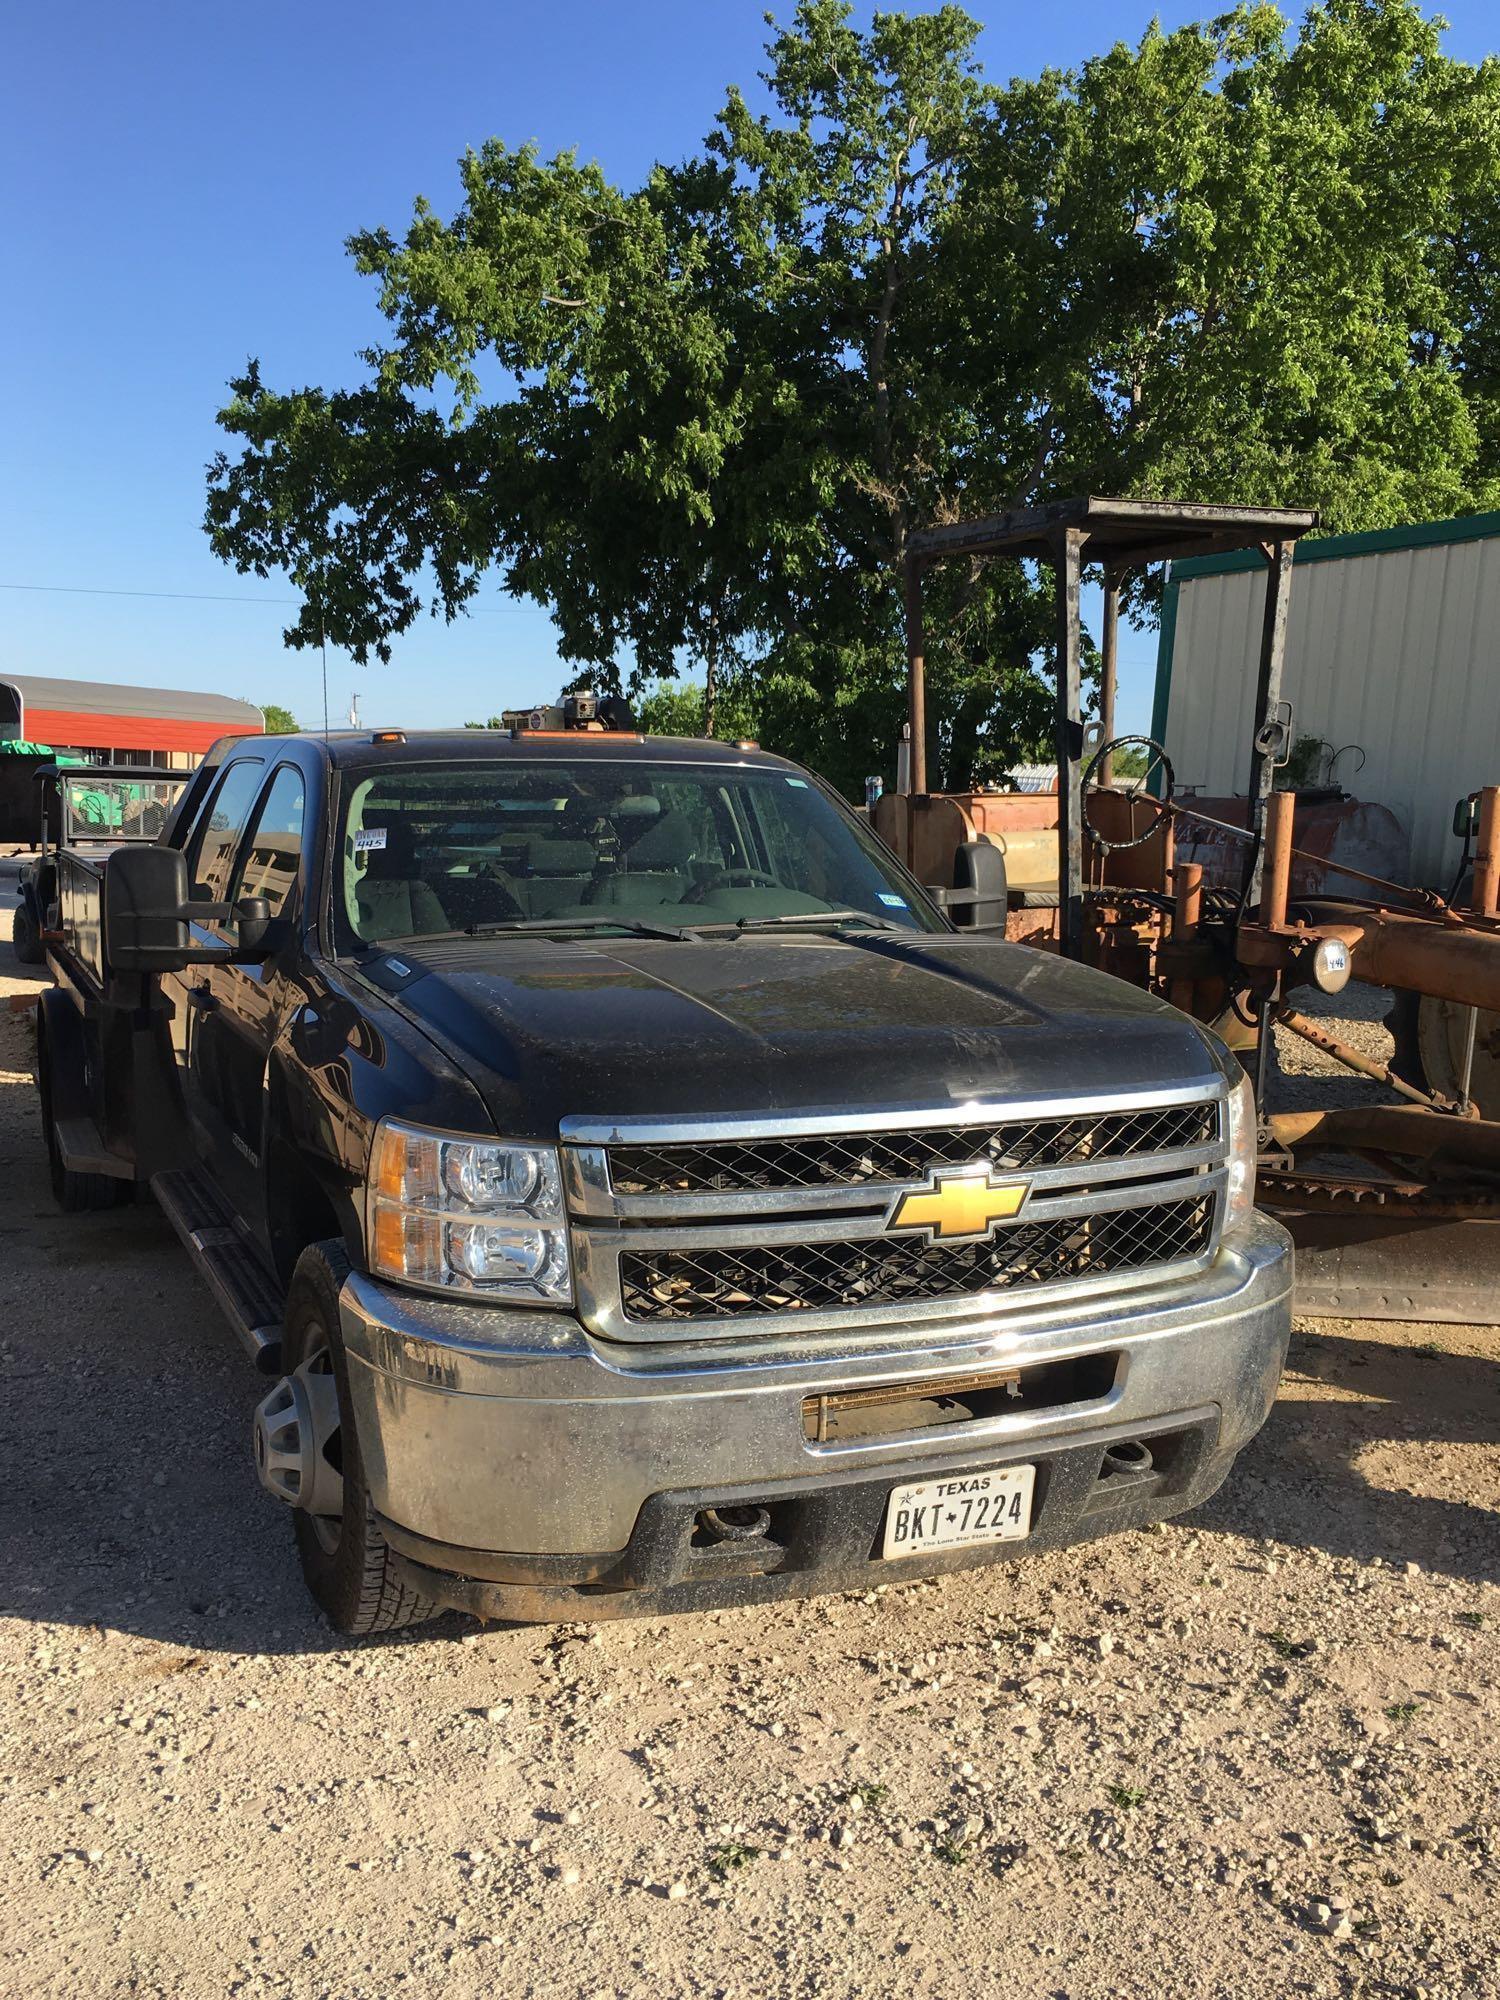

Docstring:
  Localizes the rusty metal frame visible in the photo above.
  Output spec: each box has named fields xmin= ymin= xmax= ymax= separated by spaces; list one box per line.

xmin=902 ymin=496 xmax=1318 ymax=960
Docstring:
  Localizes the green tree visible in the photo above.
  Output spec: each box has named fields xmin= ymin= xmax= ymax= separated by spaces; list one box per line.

xmin=260 ymin=701 xmax=298 ymax=733
xmin=207 ymin=2 xmax=1500 ymax=797
xmin=634 ymin=680 xmax=758 ymax=742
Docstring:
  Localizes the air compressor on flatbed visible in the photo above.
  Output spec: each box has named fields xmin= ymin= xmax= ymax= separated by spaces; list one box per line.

xmin=34 ymin=706 xmax=1288 ymax=1633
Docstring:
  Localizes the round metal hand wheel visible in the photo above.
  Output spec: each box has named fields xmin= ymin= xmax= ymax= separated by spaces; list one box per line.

xmin=1080 ymin=735 xmax=1175 ymax=852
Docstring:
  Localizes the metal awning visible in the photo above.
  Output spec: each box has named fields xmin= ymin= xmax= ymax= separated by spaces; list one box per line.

xmin=907 ymin=495 xmax=1318 ymax=571
xmin=0 ymin=674 xmax=262 ymax=726
xmin=0 ymin=674 xmax=262 ymax=758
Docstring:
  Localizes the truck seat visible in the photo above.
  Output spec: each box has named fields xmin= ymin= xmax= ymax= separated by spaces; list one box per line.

xmin=520 ymin=837 xmax=598 ymax=916
xmin=586 ymin=809 xmax=695 ymax=908
xmin=355 ymin=822 xmax=451 ymax=940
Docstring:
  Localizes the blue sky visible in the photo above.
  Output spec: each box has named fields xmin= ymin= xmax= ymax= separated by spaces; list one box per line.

xmin=5 ymin=0 xmax=1497 ymax=742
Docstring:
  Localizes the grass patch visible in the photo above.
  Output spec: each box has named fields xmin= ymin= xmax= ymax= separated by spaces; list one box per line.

xmin=933 ymin=1839 xmax=970 ymax=1866
xmin=1456 ymin=1610 xmax=1485 ymax=1630
xmin=707 ymin=1841 xmax=761 ymax=1879
xmin=1107 ymin=1784 xmax=1146 ymax=1811
xmin=1384 ymin=1702 xmax=1420 ymax=1723
xmin=1266 ymin=1630 xmax=1316 ymax=1660
xmin=851 ymin=1782 xmax=889 ymax=1809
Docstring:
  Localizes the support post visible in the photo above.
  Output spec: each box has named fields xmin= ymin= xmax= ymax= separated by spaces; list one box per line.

xmin=1259 ymin=789 xmax=1296 ymax=931
xmin=1472 ymin=785 xmax=1500 ymax=917
xmin=904 ymin=560 xmax=928 ymax=797
xmin=1054 ymin=527 xmax=1087 ymax=961
xmin=1168 ymin=860 xmax=1204 ymax=1013
xmin=1100 ymin=568 xmax=1121 ymax=786
xmin=1245 ymin=539 xmax=1296 ymax=905
xmin=1171 ymin=861 xmax=1204 ymax=939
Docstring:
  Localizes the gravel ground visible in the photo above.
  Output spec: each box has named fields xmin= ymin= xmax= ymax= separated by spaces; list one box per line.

xmin=1 ymin=947 xmax=1497 ymax=2000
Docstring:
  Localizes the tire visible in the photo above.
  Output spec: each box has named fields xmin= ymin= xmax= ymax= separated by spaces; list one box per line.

xmin=1415 ymin=994 xmax=1500 ymax=1121
xmin=36 ymin=1018 xmax=129 ymax=1213
xmin=280 ymin=1240 xmax=438 ymax=1637
xmin=12 ymin=902 xmax=43 ymax=966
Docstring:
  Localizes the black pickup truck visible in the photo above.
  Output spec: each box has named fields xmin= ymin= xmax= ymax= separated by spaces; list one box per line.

xmin=35 ymin=712 xmax=1290 ymax=1633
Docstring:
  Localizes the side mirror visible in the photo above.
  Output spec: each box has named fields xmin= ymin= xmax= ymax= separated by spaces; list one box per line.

xmin=104 ymin=845 xmax=192 ymax=972
xmin=928 ymin=839 xmax=1008 ymax=930
xmin=105 ymin=848 xmax=278 ymax=973
xmin=951 ymin=838 xmax=1008 ymax=929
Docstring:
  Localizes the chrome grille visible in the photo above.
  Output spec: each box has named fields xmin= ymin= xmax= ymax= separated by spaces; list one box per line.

xmin=607 ymin=1103 xmax=1218 ymax=1197
xmin=618 ymin=1197 xmax=1214 ymax=1323
xmin=563 ymin=1090 xmax=1228 ymax=1341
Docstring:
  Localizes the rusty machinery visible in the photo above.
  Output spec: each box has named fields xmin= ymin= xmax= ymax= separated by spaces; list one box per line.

xmin=874 ymin=494 xmax=1500 ymax=1324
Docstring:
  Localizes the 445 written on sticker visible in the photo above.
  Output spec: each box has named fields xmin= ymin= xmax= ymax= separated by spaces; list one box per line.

xmin=881 ymin=1464 xmax=1035 ymax=1559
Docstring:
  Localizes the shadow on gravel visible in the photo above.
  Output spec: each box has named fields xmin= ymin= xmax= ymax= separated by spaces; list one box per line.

xmin=0 ymin=1007 xmax=476 ymax=1659
xmin=1192 ymin=1323 xmax=1500 ymax=1586
xmin=2 ymin=1009 xmax=1495 ymax=1656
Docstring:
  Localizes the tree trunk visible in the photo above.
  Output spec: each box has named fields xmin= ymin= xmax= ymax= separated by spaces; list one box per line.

xmin=703 ymin=615 xmax=719 ymax=738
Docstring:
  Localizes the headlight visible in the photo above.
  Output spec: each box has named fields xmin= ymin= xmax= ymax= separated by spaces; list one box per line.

xmin=1224 ymin=1070 xmax=1258 ymax=1235
xmin=1312 ymin=936 xmax=1351 ymax=995
xmin=367 ymin=1120 xmax=571 ymax=1304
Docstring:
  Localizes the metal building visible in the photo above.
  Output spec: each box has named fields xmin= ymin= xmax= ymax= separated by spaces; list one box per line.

xmin=0 ymin=674 xmax=262 ymax=769
xmin=1151 ymin=512 xmax=1500 ymax=886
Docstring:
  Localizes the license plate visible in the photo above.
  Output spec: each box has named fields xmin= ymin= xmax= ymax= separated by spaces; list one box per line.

xmin=881 ymin=1465 xmax=1035 ymax=1559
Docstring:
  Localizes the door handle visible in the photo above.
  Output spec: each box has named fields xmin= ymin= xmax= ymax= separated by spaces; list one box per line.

xmin=186 ymin=984 xmax=219 ymax=1014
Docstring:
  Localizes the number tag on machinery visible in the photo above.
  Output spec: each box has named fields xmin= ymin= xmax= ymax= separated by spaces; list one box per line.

xmin=882 ymin=1465 xmax=1035 ymax=1559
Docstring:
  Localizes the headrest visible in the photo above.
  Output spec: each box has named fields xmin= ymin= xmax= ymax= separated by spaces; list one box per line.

xmin=627 ymin=809 xmax=696 ymax=868
xmin=525 ymin=837 xmax=597 ymax=876
xmin=614 ymin=795 xmax=662 ymax=820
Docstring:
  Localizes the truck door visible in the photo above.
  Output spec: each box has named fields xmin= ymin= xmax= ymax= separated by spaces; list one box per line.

xmin=160 ymin=755 xmax=266 ymax=1163
xmin=189 ymin=762 xmax=309 ymax=1222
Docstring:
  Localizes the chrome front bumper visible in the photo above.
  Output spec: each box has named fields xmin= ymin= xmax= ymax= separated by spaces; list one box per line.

xmin=339 ymin=1211 xmax=1293 ymax=1578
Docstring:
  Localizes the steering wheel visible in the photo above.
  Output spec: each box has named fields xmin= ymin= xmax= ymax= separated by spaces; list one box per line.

xmin=683 ymin=867 xmax=778 ymax=902
xmin=1081 ymin=735 xmax=1175 ymax=852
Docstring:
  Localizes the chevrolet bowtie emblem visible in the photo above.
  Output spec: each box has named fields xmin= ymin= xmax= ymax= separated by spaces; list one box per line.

xmin=888 ymin=1171 xmax=1029 ymax=1242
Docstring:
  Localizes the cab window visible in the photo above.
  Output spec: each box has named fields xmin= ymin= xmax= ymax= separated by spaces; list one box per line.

xmin=231 ymin=766 xmax=307 ymax=917
xmin=187 ymin=760 xmax=265 ymax=904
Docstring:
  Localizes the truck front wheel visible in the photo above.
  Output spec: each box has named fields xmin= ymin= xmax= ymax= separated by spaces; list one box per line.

xmin=274 ymin=1241 xmax=438 ymax=1637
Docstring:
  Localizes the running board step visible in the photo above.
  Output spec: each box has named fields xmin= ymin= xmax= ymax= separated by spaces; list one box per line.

xmin=151 ymin=1169 xmax=286 ymax=1371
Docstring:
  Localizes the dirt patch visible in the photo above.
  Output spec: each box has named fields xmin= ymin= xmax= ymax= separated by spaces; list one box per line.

xmin=1 ymin=974 xmax=1496 ymax=2000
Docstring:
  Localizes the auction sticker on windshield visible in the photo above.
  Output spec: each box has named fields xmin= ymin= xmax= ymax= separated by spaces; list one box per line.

xmin=882 ymin=1465 xmax=1035 ymax=1559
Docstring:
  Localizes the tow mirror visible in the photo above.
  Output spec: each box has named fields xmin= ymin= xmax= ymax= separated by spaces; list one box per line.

xmin=929 ymin=839 xmax=1008 ymax=930
xmin=105 ymin=849 xmax=278 ymax=973
xmin=104 ymin=845 xmax=192 ymax=972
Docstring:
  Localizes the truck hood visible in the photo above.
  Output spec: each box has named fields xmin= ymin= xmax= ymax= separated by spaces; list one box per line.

xmin=354 ymin=930 xmax=1228 ymax=1141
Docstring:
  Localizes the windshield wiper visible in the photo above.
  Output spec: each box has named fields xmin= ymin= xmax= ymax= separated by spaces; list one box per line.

xmin=720 ymin=909 xmax=909 ymax=935
xmin=463 ymin=914 xmax=691 ymax=942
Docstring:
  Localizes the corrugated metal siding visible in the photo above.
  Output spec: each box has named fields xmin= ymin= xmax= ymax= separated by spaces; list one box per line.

xmin=1163 ymin=534 xmax=1500 ymax=886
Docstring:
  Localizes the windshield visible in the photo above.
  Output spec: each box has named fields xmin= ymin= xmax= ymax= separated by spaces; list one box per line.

xmin=336 ymin=758 xmax=942 ymax=946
